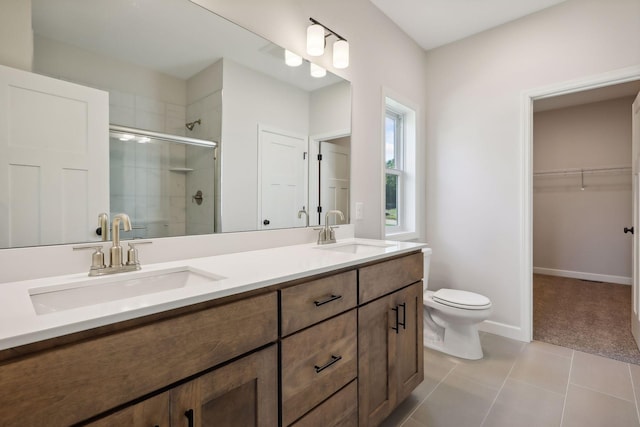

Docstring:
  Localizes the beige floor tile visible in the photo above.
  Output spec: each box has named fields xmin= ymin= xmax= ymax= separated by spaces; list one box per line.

xmin=562 ymin=384 xmax=640 ymax=427
xmin=402 ymin=418 xmax=425 ymax=427
xmin=451 ymin=333 xmax=523 ymax=389
xmin=529 ymin=340 xmax=573 ymax=358
xmin=381 ymin=349 xmax=457 ymax=427
xmin=411 ymin=370 xmax=499 ymax=427
xmin=509 ymin=345 xmax=571 ymax=394
xmin=481 ymin=379 xmax=564 ymax=427
xmin=571 ymin=351 xmax=634 ymax=401
xmin=629 ymin=363 xmax=640 ymax=410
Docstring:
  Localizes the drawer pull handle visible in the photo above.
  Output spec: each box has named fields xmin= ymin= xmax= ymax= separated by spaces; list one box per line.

xmin=185 ymin=409 xmax=194 ymax=427
xmin=391 ymin=306 xmax=399 ymax=333
xmin=314 ymin=354 xmax=342 ymax=373
xmin=399 ymin=302 xmax=406 ymax=330
xmin=314 ymin=294 xmax=342 ymax=307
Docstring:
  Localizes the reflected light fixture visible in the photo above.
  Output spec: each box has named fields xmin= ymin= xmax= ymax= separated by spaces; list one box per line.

xmin=285 ymin=49 xmax=303 ymax=67
xmin=306 ymin=17 xmax=349 ymax=69
xmin=310 ymin=63 xmax=326 ymax=78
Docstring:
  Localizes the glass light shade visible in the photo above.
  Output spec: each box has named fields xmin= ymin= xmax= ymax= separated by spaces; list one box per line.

xmin=307 ymin=24 xmax=325 ymax=56
xmin=284 ymin=49 xmax=302 ymax=67
xmin=310 ymin=63 xmax=326 ymax=78
xmin=333 ymin=39 xmax=349 ymax=69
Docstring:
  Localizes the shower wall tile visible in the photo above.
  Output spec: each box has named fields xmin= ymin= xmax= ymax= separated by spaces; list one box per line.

xmin=169 ymin=173 xmax=186 ymax=197
xmin=170 ymin=144 xmax=187 ymax=168
xmin=110 ymin=90 xmax=135 ymax=109
xmin=135 ymin=110 xmax=165 ymax=133
xmin=110 ymin=105 xmax=135 ymax=127
xmin=135 ymin=95 xmax=165 ymax=115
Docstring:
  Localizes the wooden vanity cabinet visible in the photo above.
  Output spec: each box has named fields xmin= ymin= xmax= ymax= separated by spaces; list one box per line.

xmin=358 ymin=253 xmax=424 ymax=427
xmin=84 ymin=392 xmax=170 ymax=427
xmin=171 ymin=345 xmax=278 ymax=427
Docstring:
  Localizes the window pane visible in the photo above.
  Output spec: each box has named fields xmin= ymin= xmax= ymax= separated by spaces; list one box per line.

xmin=385 ymin=173 xmax=398 ymax=226
xmin=385 ymin=115 xmax=396 ymax=168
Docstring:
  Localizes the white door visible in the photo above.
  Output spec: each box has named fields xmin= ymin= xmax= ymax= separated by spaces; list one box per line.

xmin=632 ymin=90 xmax=640 ymax=349
xmin=258 ymin=127 xmax=307 ymax=230
xmin=320 ymin=141 xmax=350 ymax=225
xmin=0 ymin=65 xmax=109 ymax=248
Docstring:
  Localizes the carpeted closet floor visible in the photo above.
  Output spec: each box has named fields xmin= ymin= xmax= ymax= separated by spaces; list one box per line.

xmin=533 ymin=273 xmax=640 ymax=365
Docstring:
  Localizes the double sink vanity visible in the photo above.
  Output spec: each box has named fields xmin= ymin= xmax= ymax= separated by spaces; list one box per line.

xmin=0 ymin=238 xmax=426 ymax=426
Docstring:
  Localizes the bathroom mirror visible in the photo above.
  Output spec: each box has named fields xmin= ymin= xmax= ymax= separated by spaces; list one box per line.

xmin=1 ymin=0 xmax=351 ymax=248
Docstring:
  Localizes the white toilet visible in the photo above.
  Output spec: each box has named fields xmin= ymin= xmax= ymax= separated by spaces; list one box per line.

xmin=422 ymin=248 xmax=492 ymax=360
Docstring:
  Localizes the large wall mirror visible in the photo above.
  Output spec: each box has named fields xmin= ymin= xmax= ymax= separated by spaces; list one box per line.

xmin=1 ymin=0 xmax=351 ymax=249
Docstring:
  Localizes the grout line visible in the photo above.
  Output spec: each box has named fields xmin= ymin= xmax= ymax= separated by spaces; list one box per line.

xmin=479 ymin=357 xmax=518 ymax=427
xmin=559 ymin=350 xmax=575 ymax=427
xmin=507 ymin=377 xmax=566 ymax=397
xmin=569 ymin=383 xmax=636 ymax=403
xmin=400 ymin=361 xmax=458 ymax=425
xmin=628 ymin=363 xmax=640 ymax=424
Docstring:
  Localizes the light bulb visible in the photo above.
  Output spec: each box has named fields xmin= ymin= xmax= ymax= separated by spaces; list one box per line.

xmin=307 ymin=24 xmax=325 ymax=56
xmin=285 ymin=49 xmax=302 ymax=67
xmin=310 ymin=63 xmax=326 ymax=78
xmin=333 ymin=39 xmax=349 ymax=69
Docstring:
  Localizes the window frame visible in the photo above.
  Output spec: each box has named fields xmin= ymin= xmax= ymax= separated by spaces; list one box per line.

xmin=382 ymin=91 xmax=420 ymax=241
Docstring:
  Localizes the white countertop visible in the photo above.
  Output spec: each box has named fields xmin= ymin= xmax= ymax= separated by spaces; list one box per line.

xmin=0 ymin=238 xmax=427 ymax=351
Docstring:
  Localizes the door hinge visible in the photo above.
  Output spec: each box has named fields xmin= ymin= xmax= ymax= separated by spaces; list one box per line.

xmin=317 ymin=206 xmax=322 ymax=213
xmin=303 ymin=151 xmax=307 ymax=160
xmin=317 ymin=154 xmax=323 ymax=161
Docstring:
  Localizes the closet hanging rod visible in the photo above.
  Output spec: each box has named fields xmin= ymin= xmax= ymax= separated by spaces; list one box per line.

xmin=533 ymin=166 xmax=631 ymax=177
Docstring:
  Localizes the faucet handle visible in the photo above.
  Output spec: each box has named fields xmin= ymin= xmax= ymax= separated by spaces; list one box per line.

xmin=73 ymin=245 xmax=106 ymax=271
xmin=126 ymin=240 xmax=152 ymax=267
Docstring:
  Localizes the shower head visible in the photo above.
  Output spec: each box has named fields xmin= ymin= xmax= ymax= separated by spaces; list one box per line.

xmin=185 ymin=119 xmax=201 ymax=131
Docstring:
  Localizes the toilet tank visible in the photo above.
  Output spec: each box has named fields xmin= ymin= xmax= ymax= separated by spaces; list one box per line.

xmin=422 ymin=247 xmax=432 ymax=288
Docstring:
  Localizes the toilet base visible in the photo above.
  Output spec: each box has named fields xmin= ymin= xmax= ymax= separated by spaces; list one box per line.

xmin=423 ymin=315 xmax=484 ymax=360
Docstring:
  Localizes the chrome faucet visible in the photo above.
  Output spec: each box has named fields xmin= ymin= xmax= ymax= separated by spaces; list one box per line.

xmin=110 ymin=213 xmax=132 ymax=268
xmin=297 ymin=206 xmax=309 ymax=227
xmin=98 ymin=212 xmax=109 ymax=241
xmin=74 ymin=213 xmax=151 ymax=276
xmin=316 ymin=210 xmax=345 ymax=245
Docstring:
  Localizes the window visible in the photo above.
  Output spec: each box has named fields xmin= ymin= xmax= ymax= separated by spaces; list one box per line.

xmin=384 ymin=94 xmax=418 ymax=239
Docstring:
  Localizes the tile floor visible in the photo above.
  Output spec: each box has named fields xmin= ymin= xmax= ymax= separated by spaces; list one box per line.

xmin=381 ymin=333 xmax=640 ymax=427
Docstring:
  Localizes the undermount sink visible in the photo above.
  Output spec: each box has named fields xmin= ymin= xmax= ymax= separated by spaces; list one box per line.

xmin=29 ymin=266 xmax=225 ymax=315
xmin=316 ymin=242 xmax=394 ymax=254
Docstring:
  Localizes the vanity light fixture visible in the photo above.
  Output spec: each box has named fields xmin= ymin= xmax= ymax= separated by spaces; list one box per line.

xmin=284 ymin=49 xmax=303 ymax=67
xmin=310 ymin=63 xmax=326 ymax=78
xmin=306 ymin=17 xmax=349 ymax=69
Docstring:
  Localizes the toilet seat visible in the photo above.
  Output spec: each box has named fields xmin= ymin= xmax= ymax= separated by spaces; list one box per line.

xmin=432 ymin=289 xmax=491 ymax=310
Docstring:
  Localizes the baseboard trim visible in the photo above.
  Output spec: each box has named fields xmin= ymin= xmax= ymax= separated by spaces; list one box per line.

xmin=479 ymin=320 xmax=528 ymax=342
xmin=533 ymin=267 xmax=631 ymax=285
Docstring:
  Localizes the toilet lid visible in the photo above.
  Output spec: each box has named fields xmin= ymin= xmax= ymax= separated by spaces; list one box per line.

xmin=432 ymin=289 xmax=491 ymax=310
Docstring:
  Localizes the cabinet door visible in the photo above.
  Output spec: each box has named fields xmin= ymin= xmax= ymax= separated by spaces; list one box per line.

xmin=84 ymin=392 xmax=169 ymax=427
xmin=171 ymin=345 xmax=278 ymax=427
xmin=395 ymin=281 xmax=424 ymax=403
xmin=358 ymin=293 xmax=398 ymax=427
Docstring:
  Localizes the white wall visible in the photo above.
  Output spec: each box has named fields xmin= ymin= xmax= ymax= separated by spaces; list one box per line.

xmin=192 ymin=0 xmax=428 ymax=239
xmin=220 ymin=59 xmax=310 ymax=232
xmin=0 ymin=0 xmax=32 ymax=71
xmin=309 ymin=81 xmax=351 ymax=136
xmin=424 ymin=0 xmax=640 ymax=338
xmin=533 ymin=97 xmax=634 ymax=282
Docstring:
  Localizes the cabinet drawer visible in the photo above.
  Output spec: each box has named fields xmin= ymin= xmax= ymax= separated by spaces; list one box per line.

xmin=0 ymin=292 xmax=277 ymax=427
xmin=282 ymin=310 xmax=357 ymax=426
xmin=281 ymin=270 xmax=357 ymax=336
xmin=291 ymin=380 xmax=358 ymax=427
xmin=359 ymin=252 xmax=423 ymax=304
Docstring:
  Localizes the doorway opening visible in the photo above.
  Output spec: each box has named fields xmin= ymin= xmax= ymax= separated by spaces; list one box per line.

xmin=523 ymin=71 xmax=640 ymax=363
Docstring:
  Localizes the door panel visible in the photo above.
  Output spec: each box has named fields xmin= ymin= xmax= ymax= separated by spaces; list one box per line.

xmin=632 ymin=91 xmax=640 ymax=349
xmin=0 ymin=64 xmax=109 ymax=248
xmin=258 ymin=127 xmax=307 ymax=230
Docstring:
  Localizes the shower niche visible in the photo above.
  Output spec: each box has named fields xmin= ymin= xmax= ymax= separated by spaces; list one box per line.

xmin=109 ymin=126 xmax=217 ymax=239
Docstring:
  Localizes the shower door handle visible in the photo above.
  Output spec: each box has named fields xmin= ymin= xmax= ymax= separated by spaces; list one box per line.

xmin=624 ymin=226 xmax=634 ymax=235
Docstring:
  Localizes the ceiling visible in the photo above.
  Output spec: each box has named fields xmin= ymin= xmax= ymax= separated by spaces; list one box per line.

xmin=370 ymin=0 xmax=566 ymax=51
xmin=32 ymin=0 xmax=343 ymax=92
